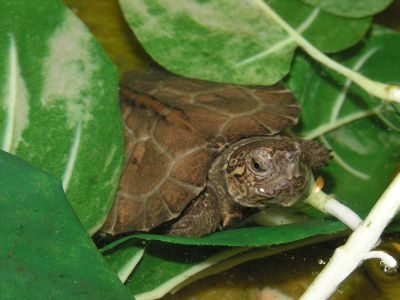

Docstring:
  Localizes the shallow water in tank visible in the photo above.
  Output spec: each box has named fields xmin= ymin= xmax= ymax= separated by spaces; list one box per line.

xmin=162 ymin=236 xmax=400 ymax=300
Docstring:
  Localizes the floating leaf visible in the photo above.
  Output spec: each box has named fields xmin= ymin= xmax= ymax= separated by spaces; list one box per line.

xmin=0 ymin=150 xmax=131 ymax=299
xmin=119 ymin=0 xmax=371 ymax=85
xmin=0 ymin=0 xmax=124 ymax=233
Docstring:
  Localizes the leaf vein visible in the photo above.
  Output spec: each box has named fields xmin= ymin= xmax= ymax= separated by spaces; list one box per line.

xmin=62 ymin=120 xmax=82 ymax=191
xmin=2 ymin=36 xmax=18 ymax=152
xmin=330 ymin=47 xmax=381 ymax=122
xmin=234 ymin=7 xmax=320 ymax=68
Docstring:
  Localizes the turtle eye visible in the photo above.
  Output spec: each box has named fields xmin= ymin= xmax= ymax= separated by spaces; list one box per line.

xmin=250 ymin=157 xmax=272 ymax=175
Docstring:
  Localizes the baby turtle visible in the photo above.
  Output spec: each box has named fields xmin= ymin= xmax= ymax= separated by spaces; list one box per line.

xmin=101 ymin=69 xmax=330 ymax=237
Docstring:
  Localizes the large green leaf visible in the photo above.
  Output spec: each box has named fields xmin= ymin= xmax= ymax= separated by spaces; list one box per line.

xmin=118 ymin=0 xmax=371 ymax=85
xmin=0 ymin=0 xmax=124 ymax=233
xmin=105 ymin=220 xmax=345 ymax=247
xmin=0 ymin=150 xmax=131 ymax=299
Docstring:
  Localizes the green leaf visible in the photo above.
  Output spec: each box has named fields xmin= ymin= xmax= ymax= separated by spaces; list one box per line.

xmin=285 ymin=25 xmax=400 ymax=217
xmin=0 ymin=150 xmax=131 ymax=299
xmin=107 ymin=220 xmax=345 ymax=247
xmin=302 ymin=0 xmax=393 ymax=18
xmin=119 ymin=0 xmax=371 ymax=85
xmin=0 ymin=0 xmax=124 ymax=233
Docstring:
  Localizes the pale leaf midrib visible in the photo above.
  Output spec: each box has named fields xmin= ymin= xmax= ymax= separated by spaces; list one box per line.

xmin=2 ymin=36 xmax=18 ymax=152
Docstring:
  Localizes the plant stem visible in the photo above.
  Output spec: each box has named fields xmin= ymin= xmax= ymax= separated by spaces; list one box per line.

xmin=305 ymin=191 xmax=362 ymax=230
xmin=301 ymin=172 xmax=400 ymax=299
xmin=253 ymin=0 xmax=400 ymax=103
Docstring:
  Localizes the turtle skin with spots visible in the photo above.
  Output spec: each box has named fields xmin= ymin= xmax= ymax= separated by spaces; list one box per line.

xmin=100 ymin=69 xmax=330 ymax=237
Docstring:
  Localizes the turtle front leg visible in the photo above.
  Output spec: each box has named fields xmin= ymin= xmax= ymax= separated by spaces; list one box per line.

xmin=165 ymin=188 xmax=222 ymax=237
xmin=220 ymin=197 xmax=251 ymax=228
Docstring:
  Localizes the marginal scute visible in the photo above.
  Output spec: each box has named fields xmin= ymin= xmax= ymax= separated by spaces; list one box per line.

xmin=194 ymin=87 xmax=259 ymax=114
xmin=222 ymin=115 xmax=274 ymax=139
xmin=101 ymin=193 xmax=146 ymax=234
xmin=143 ymin=192 xmax=178 ymax=229
xmin=253 ymin=111 xmax=297 ymax=134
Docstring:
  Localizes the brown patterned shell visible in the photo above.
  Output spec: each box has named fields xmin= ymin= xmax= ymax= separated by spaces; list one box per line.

xmin=101 ymin=69 xmax=301 ymax=235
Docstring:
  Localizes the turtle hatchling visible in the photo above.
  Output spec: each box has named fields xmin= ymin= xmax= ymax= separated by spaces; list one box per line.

xmin=101 ymin=69 xmax=330 ymax=237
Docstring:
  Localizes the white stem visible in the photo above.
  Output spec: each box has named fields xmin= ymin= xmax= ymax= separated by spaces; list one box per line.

xmin=324 ymin=198 xmax=362 ymax=230
xmin=252 ymin=0 xmax=400 ymax=103
xmin=305 ymin=190 xmax=362 ymax=230
xmin=364 ymin=251 xmax=398 ymax=268
xmin=301 ymin=172 xmax=400 ymax=299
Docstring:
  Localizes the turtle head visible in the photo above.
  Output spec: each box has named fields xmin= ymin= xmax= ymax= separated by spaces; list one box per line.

xmin=224 ymin=136 xmax=329 ymax=208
